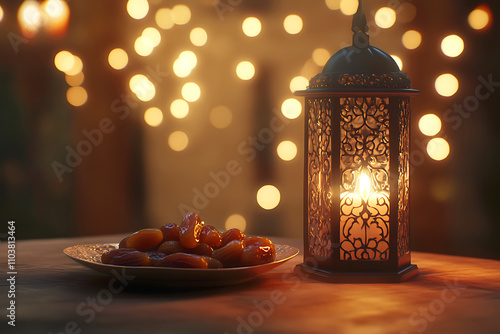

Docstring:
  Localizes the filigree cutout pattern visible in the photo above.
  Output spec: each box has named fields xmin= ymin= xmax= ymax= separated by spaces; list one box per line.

xmin=339 ymin=97 xmax=390 ymax=261
xmin=307 ymin=98 xmax=333 ymax=261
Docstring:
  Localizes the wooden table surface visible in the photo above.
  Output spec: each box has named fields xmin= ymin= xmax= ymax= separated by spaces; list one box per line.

xmin=1 ymin=235 xmax=500 ymax=334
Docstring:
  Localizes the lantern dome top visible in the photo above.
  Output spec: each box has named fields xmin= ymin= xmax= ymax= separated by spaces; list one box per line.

xmin=322 ymin=45 xmax=400 ymax=74
xmin=296 ymin=0 xmax=419 ymax=95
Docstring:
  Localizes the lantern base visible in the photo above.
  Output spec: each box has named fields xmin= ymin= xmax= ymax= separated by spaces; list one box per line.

xmin=294 ymin=263 xmax=419 ymax=283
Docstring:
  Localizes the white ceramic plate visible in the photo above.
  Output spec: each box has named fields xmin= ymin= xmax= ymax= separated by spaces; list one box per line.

xmin=64 ymin=243 xmax=299 ymax=287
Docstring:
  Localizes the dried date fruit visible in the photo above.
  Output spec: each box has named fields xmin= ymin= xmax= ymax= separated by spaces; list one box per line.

xmin=145 ymin=251 xmax=167 ymax=266
xmin=101 ymin=248 xmax=150 ymax=266
xmin=158 ymin=240 xmax=213 ymax=256
xmin=189 ymin=243 xmax=213 ymax=257
xmin=243 ymin=236 xmax=274 ymax=248
xmin=201 ymin=256 xmax=223 ymax=269
xmin=160 ymin=223 xmax=180 ymax=242
xmin=179 ymin=213 xmax=204 ymax=249
xmin=158 ymin=240 xmax=188 ymax=255
xmin=212 ymin=240 xmax=244 ymax=267
xmin=199 ymin=225 xmax=222 ymax=248
xmin=126 ymin=228 xmax=164 ymax=252
xmin=240 ymin=244 xmax=276 ymax=267
xmin=157 ymin=253 xmax=208 ymax=269
xmin=220 ymin=228 xmax=246 ymax=247
xmin=118 ymin=236 xmax=129 ymax=248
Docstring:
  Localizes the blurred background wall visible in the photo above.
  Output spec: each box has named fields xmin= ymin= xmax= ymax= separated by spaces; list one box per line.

xmin=0 ymin=0 xmax=499 ymax=260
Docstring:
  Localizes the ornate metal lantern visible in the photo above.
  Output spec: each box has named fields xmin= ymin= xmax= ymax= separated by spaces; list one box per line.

xmin=294 ymin=1 xmax=419 ymax=282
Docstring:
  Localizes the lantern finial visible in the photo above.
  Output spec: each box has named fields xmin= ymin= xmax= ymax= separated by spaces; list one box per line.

xmin=352 ymin=0 xmax=369 ymax=49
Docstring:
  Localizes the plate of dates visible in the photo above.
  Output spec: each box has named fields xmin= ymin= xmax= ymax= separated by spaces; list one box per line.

xmin=64 ymin=213 xmax=299 ymax=287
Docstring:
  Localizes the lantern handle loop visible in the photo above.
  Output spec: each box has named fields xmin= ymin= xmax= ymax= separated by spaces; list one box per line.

xmin=352 ymin=0 xmax=370 ymax=49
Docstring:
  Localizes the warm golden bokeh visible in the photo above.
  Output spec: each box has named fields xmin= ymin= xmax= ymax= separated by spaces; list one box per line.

xmin=441 ymin=35 xmax=464 ymax=58
xmin=256 ymin=185 xmax=281 ymax=210
xmin=277 ymin=141 xmax=298 ymax=161
xmin=108 ymin=48 xmax=129 ymax=70
xmin=170 ymin=99 xmax=190 ymax=119
xmin=144 ymin=107 xmax=163 ymax=127
xmin=402 ymin=30 xmax=422 ymax=50
xmin=190 ymin=27 xmax=208 ymax=46
xmin=236 ymin=61 xmax=255 ymax=80
xmin=375 ymin=7 xmax=396 ymax=29
xmin=419 ymin=114 xmax=442 ymax=137
xmin=242 ymin=17 xmax=262 ymax=37
xmin=435 ymin=74 xmax=459 ymax=97
xmin=66 ymin=86 xmax=88 ymax=107
xmin=283 ymin=14 xmax=303 ymax=35
xmin=427 ymin=138 xmax=450 ymax=161
xmin=181 ymin=82 xmax=201 ymax=102
xmin=281 ymin=98 xmax=302 ymax=119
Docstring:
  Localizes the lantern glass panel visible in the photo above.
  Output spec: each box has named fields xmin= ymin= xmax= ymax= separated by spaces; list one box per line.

xmin=340 ymin=97 xmax=390 ymax=261
xmin=307 ymin=98 xmax=333 ymax=261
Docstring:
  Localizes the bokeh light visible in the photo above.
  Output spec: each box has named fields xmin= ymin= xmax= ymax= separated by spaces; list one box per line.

xmin=225 ymin=214 xmax=247 ymax=232
xmin=441 ymin=35 xmax=464 ymax=58
xmin=155 ymin=8 xmax=174 ymax=30
xmin=65 ymin=55 xmax=83 ymax=76
xmin=127 ymin=0 xmax=149 ymax=20
xmin=277 ymin=141 xmax=298 ymax=161
xmin=427 ymin=138 xmax=450 ymax=161
xmin=325 ymin=0 xmax=341 ymax=10
xmin=66 ymin=86 xmax=88 ymax=107
xmin=54 ymin=50 xmax=75 ymax=73
xmin=402 ymin=30 xmax=422 ymax=50
xmin=242 ymin=17 xmax=262 ymax=37
xmin=65 ymin=72 xmax=84 ymax=87
xmin=340 ymin=0 xmax=358 ymax=16
xmin=210 ymin=106 xmax=233 ymax=129
xmin=144 ymin=107 xmax=163 ymax=127
xmin=42 ymin=0 xmax=70 ymax=35
xmin=170 ymin=99 xmax=189 ymax=119
xmin=168 ymin=131 xmax=189 ymax=152
xmin=236 ymin=61 xmax=255 ymax=80
xmin=43 ymin=0 xmax=67 ymax=19
xmin=256 ymin=185 xmax=281 ymax=210
xmin=435 ymin=74 xmax=459 ymax=97
xmin=468 ymin=7 xmax=490 ymax=30
xmin=129 ymin=74 xmax=156 ymax=101
xmin=289 ymin=76 xmax=309 ymax=93
xmin=281 ymin=98 xmax=302 ymax=119
xmin=283 ymin=14 xmax=303 ymax=35
xmin=173 ymin=50 xmax=197 ymax=78
xmin=108 ymin=48 xmax=128 ymax=70
xmin=0 ymin=6 xmax=4 ymax=23
xmin=391 ymin=55 xmax=403 ymax=70
xmin=312 ymin=48 xmax=331 ymax=67
xmin=134 ymin=35 xmax=154 ymax=56
xmin=375 ymin=7 xmax=396 ymax=29
xmin=173 ymin=60 xmax=191 ymax=78
xmin=142 ymin=27 xmax=161 ymax=47
xmin=18 ymin=1 xmax=42 ymax=37
xmin=172 ymin=4 xmax=191 ymax=25
xmin=181 ymin=82 xmax=201 ymax=102
xmin=190 ymin=27 xmax=208 ymax=46
xmin=419 ymin=114 xmax=442 ymax=137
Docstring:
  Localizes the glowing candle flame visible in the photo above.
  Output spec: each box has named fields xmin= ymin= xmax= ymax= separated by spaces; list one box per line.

xmin=358 ymin=172 xmax=371 ymax=199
